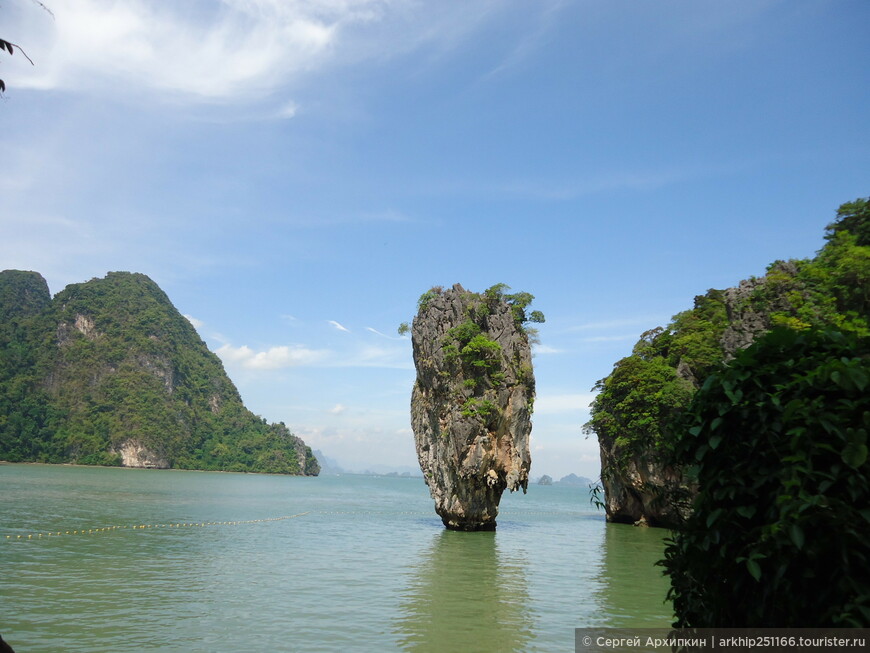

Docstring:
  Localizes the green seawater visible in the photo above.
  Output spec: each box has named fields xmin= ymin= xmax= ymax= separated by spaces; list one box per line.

xmin=1 ymin=464 xmax=671 ymax=651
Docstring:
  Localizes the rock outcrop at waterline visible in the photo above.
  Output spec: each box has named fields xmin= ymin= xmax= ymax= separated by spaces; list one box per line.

xmin=410 ymin=284 xmax=541 ymax=531
xmin=597 ymin=445 xmax=693 ymax=527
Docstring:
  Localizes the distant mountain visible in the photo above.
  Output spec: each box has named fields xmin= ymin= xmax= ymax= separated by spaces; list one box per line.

xmin=0 ymin=270 xmax=318 ymax=475
xmin=313 ymin=450 xmax=345 ymax=475
xmin=311 ymin=449 xmax=427 ymax=478
xmin=357 ymin=463 xmax=423 ymax=477
xmin=555 ymin=473 xmax=595 ymax=487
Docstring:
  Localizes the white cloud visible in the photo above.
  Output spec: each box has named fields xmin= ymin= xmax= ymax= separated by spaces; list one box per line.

xmin=564 ymin=316 xmax=667 ymax=332
xmin=213 ymin=339 xmax=411 ymax=371
xmin=579 ymin=334 xmax=639 ymax=343
xmin=329 ymin=403 xmax=347 ymax=415
xmin=292 ymin=422 xmax=418 ymax=471
xmin=482 ymin=0 xmax=570 ymax=80
xmin=15 ymin=0 xmax=341 ymax=99
xmin=532 ymin=344 xmax=562 ymax=354
xmin=365 ymin=326 xmax=404 ymax=340
xmin=276 ymin=100 xmax=299 ymax=119
xmin=319 ymin=344 xmax=412 ymax=370
xmin=216 ymin=343 xmax=329 ymax=369
xmin=184 ymin=314 xmax=205 ymax=329
xmin=328 ymin=320 xmax=350 ymax=332
xmin=533 ymin=393 xmax=596 ymax=415
xmin=9 ymin=0 xmax=517 ymax=105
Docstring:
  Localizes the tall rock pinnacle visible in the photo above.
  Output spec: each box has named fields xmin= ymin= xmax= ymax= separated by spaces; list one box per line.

xmin=409 ymin=284 xmax=541 ymax=531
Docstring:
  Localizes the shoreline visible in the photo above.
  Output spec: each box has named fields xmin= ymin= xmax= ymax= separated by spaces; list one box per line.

xmin=0 ymin=460 xmax=319 ymax=477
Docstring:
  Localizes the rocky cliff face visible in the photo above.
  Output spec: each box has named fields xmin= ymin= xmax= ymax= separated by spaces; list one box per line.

xmin=598 ymin=445 xmax=694 ymax=527
xmin=0 ymin=270 xmax=319 ymax=476
xmin=410 ymin=284 xmax=535 ymax=531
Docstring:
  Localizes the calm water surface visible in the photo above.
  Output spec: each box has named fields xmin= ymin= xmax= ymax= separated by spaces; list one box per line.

xmin=1 ymin=464 xmax=671 ymax=651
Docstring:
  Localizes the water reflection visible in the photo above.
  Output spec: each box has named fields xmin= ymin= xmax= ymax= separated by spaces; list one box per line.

xmin=592 ymin=523 xmax=673 ymax=627
xmin=395 ymin=529 xmax=533 ymax=652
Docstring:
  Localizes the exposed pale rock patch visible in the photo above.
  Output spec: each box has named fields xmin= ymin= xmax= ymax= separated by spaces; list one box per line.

xmin=113 ymin=440 xmax=169 ymax=469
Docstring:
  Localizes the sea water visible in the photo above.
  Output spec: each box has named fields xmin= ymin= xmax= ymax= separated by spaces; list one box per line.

xmin=0 ymin=464 xmax=671 ymax=651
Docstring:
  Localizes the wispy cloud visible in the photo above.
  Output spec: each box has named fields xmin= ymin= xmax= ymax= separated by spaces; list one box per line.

xmin=275 ymin=100 xmax=300 ymax=119
xmin=490 ymin=167 xmax=694 ymax=201
xmin=10 ymin=0 xmax=526 ymax=106
xmin=336 ymin=345 xmax=412 ymax=370
xmin=265 ymin=210 xmax=417 ymax=229
xmin=213 ymin=339 xmax=410 ymax=371
xmin=532 ymin=343 xmax=562 ymax=354
xmin=328 ymin=320 xmax=350 ymax=333
xmin=365 ymin=326 xmax=405 ymax=340
xmin=184 ymin=315 xmax=205 ymax=330
xmin=356 ymin=209 xmax=414 ymax=223
xmin=579 ymin=334 xmax=639 ymax=343
xmin=15 ymin=0 xmax=339 ymax=100
xmin=329 ymin=403 xmax=347 ymax=415
xmin=564 ymin=316 xmax=667 ymax=333
xmin=216 ymin=343 xmax=330 ymax=369
xmin=483 ymin=0 xmax=571 ymax=80
xmin=534 ymin=393 xmax=596 ymax=415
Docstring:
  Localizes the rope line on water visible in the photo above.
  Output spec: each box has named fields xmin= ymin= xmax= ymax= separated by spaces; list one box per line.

xmin=5 ymin=508 xmax=586 ymax=543
xmin=4 ymin=511 xmax=310 ymax=543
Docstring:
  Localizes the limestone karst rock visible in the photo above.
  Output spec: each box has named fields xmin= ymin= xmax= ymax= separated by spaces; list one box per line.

xmin=410 ymin=284 xmax=539 ymax=531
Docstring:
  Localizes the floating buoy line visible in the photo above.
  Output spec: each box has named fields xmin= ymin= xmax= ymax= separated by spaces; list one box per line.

xmin=4 ymin=509 xmax=584 ymax=543
xmin=4 ymin=512 xmax=310 ymax=542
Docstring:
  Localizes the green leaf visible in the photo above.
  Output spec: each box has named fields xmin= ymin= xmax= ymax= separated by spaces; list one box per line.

xmin=736 ymin=505 xmax=756 ymax=519
xmin=848 ymin=367 xmax=868 ymax=391
xmin=706 ymin=508 xmax=723 ymax=528
xmin=709 ymin=434 xmax=723 ymax=450
xmin=724 ymin=385 xmax=744 ymax=404
xmin=746 ymin=558 xmax=762 ymax=582
xmin=789 ymin=524 xmax=805 ymax=550
xmin=782 ymin=398 xmax=804 ymax=422
xmin=842 ymin=442 xmax=868 ymax=469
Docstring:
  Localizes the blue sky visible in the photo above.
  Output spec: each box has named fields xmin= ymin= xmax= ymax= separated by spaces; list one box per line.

xmin=3 ymin=0 xmax=868 ymax=479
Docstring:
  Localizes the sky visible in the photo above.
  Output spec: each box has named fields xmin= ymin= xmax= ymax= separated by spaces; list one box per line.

xmin=3 ymin=0 xmax=868 ymax=480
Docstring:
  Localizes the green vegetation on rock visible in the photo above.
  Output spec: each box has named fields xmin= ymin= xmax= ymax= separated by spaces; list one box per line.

xmin=0 ymin=270 xmax=319 ymax=475
xmin=585 ymin=198 xmax=870 ymax=474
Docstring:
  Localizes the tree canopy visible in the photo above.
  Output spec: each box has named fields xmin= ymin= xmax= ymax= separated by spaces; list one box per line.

xmin=661 ymin=327 xmax=870 ymax=627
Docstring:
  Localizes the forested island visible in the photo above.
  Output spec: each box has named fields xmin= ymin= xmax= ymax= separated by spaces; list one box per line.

xmin=584 ymin=198 xmax=869 ymax=626
xmin=0 ymin=271 xmax=319 ymax=475
xmin=584 ymin=198 xmax=869 ymax=528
